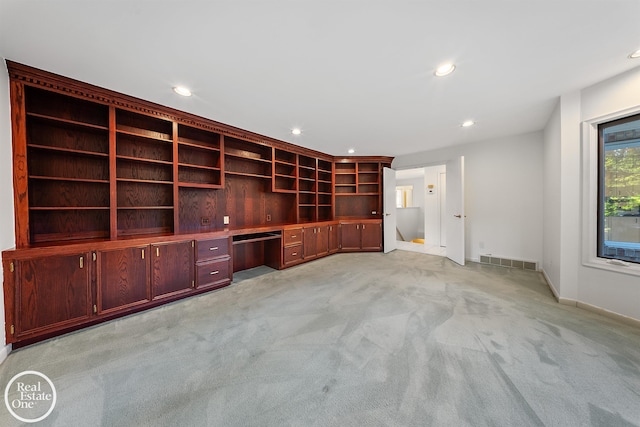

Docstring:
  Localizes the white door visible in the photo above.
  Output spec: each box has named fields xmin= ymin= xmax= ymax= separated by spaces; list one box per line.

xmin=445 ymin=156 xmax=465 ymax=265
xmin=383 ymin=167 xmax=397 ymax=253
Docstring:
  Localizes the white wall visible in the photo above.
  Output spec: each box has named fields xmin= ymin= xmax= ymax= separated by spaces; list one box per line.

xmin=543 ymin=100 xmax=562 ymax=292
xmin=423 ymin=165 xmax=446 ymax=247
xmin=393 ymin=131 xmax=544 ymax=264
xmin=575 ymin=66 xmax=640 ymax=320
xmin=0 ymin=58 xmax=16 ymax=361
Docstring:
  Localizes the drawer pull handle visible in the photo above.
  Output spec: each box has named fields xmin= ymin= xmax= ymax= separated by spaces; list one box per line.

xmin=291 ymin=235 xmax=296 ymax=238
xmin=210 ymin=270 xmax=220 ymax=275
xmin=292 ymin=252 xmax=297 ymax=256
xmin=209 ymin=247 xmax=219 ymax=251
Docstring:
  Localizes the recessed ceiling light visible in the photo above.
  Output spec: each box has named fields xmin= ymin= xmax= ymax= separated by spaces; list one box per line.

xmin=628 ymin=49 xmax=640 ymax=59
xmin=291 ymin=128 xmax=302 ymax=136
xmin=434 ymin=63 xmax=456 ymax=77
xmin=347 ymin=148 xmax=355 ymax=154
xmin=461 ymin=120 xmax=475 ymax=127
xmin=173 ymin=86 xmax=192 ymax=97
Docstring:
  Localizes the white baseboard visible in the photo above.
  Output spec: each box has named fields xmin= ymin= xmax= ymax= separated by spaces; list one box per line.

xmin=0 ymin=344 xmax=11 ymax=365
xmin=540 ymin=269 xmax=577 ymax=306
xmin=540 ymin=268 xmax=640 ymax=327
xmin=576 ymin=301 xmax=640 ymax=328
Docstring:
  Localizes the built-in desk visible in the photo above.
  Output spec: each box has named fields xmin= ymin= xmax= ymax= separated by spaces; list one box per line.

xmin=230 ymin=230 xmax=283 ymax=272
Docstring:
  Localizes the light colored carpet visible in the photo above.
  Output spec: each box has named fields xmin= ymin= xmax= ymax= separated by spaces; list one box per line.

xmin=1 ymin=251 xmax=639 ymax=426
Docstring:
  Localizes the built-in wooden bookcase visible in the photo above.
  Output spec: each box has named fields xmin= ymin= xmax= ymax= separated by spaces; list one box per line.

xmin=298 ymin=155 xmax=317 ymax=222
xmin=177 ymin=124 xmax=223 ymax=189
xmin=115 ymin=109 xmax=174 ymax=237
xmin=334 ymin=162 xmax=356 ymax=194
xmin=317 ymin=159 xmax=333 ymax=221
xmin=25 ymin=86 xmax=111 ymax=243
xmin=4 ymin=61 xmax=393 ymax=347
xmin=224 ymin=137 xmax=272 ymax=179
xmin=334 ymin=159 xmax=389 ymax=219
xmin=272 ymin=148 xmax=297 ymax=193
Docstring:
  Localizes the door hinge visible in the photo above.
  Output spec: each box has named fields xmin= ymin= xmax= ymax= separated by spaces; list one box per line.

xmin=9 ymin=262 xmax=14 ymax=273
xmin=79 ymin=256 xmax=84 ymax=269
xmin=93 ymin=304 xmax=97 ymax=314
xmin=10 ymin=325 xmax=14 ymax=335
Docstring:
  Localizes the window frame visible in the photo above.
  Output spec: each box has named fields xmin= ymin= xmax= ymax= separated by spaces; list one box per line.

xmin=582 ymin=105 xmax=640 ymax=277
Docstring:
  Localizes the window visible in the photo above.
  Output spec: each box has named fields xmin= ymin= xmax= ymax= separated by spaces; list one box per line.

xmin=598 ymin=114 xmax=640 ymax=263
xmin=396 ymin=185 xmax=413 ymax=208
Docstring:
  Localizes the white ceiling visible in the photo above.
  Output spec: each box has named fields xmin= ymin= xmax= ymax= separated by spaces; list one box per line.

xmin=1 ymin=1 xmax=639 ymax=157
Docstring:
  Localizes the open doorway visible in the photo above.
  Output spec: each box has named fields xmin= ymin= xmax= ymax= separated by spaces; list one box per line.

xmin=395 ymin=166 xmax=446 ymax=256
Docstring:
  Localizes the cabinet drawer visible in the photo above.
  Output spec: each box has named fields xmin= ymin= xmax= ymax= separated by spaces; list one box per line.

xmin=197 ymin=237 xmax=230 ymax=261
xmin=283 ymin=244 xmax=303 ymax=264
xmin=283 ymin=228 xmax=303 ymax=246
xmin=196 ymin=258 xmax=231 ymax=289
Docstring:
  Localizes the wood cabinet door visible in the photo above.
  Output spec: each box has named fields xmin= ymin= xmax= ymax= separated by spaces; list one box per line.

xmin=152 ymin=240 xmax=194 ymax=300
xmin=303 ymin=226 xmax=318 ymax=259
xmin=340 ymin=222 xmax=361 ymax=250
xmin=328 ymin=224 xmax=340 ymax=253
xmin=15 ymin=253 xmax=92 ymax=338
xmin=316 ymin=225 xmax=329 ymax=256
xmin=97 ymin=245 xmax=150 ymax=315
xmin=361 ymin=222 xmax=382 ymax=250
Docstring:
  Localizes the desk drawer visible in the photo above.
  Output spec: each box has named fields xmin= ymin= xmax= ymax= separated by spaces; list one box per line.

xmin=283 ymin=228 xmax=303 ymax=246
xmin=197 ymin=237 xmax=230 ymax=261
xmin=283 ymin=244 xmax=303 ymax=264
xmin=196 ymin=258 xmax=231 ymax=289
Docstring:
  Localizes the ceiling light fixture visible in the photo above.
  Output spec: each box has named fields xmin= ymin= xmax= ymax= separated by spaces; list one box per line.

xmin=434 ymin=63 xmax=456 ymax=77
xmin=628 ymin=49 xmax=640 ymax=59
xmin=461 ymin=120 xmax=475 ymax=127
xmin=291 ymin=128 xmax=302 ymax=136
xmin=173 ymin=86 xmax=192 ymax=97
xmin=347 ymin=148 xmax=355 ymax=154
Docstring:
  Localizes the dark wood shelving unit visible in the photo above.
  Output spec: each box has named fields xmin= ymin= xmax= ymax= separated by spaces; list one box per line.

xmin=115 ymin=109 xmax=174 ymax=237
xmin=224 ymin=136 xmax=272 ymax=177
xmin=24 ymin=85 xmax=111 ymax=244
xmin=177 ymin=124 xmax=223 ymax=189
xmin=272 ymin=148 xmax=298 ymax=193
xmin=334 ymin=159 xmax=388 ymax=219
xmin=3 ymin=61 xmax=392 ymax=347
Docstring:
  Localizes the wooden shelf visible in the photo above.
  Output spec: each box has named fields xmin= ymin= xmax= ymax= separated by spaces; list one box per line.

xmin=117 ymin=206 xmax=174 ymax=210
xmin=29 ymin=175 xmax=109 ymax=184
xmin=30 ymin=206 xmax=109 ymax=211
xmin=27 ymin=112 xmax=108 ymax=131
xmin=116 ymin=126 xmax=172 ymax=143
xmin=224 ymin=151 xmax=272 ymax=163
xmin=27 ymin=142 xmax=107 ymax=160
xmin=117 ymin=155 xmax=172 ymax=166
xmin=177 ymin=139 xmax=221 ymax=152
xmin=178 ymin=163 xmax=221 ymax=172
xmin=116 ymin=178 xmax=173 ymax=185
xmin=177 ymin=182 xmax=221 ymax=189
xmin=225 ymin=170 xmax=271 ymax=179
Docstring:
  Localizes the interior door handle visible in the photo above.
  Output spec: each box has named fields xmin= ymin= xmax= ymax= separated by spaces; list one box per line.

xmin=454 ymin=214 xmax=462 ymax=218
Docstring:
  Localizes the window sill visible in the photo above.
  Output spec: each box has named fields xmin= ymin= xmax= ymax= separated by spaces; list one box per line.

xmin=583 ymin=257 xmax=640 ymax=278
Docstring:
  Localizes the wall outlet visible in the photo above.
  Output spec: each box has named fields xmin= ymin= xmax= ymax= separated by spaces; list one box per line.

xmin=201 ymin=217 xmax=210 ymax=226
xmin=223 ymin=215 xmax=230 ymax=225
xmin=266 ymin=214 xmax=271 ymax=222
